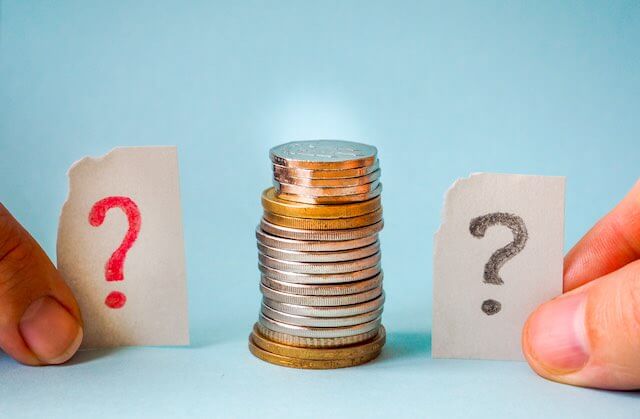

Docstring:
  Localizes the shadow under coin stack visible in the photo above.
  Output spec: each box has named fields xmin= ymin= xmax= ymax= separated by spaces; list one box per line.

xmin=249 ymin=140 xmax=386 ymax=369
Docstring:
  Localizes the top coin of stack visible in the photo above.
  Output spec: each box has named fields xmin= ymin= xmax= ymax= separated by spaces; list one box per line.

xmin=250 ymin=140 xmax=386 ymax=369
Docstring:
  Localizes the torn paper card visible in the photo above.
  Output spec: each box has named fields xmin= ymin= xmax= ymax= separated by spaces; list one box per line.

xmin=432 ymin=173 xmax=564 ymax=361
xmin=57 ymin=146 xmax=189 ymax=348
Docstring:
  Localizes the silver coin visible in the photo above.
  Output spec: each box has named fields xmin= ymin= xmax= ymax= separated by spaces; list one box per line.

xmin=274 ymin=180 xmax=381 ymax=197
xmin=272 ymin=160 xmax=380 ymax=180
xmin=255 ymin=322 xmax=380 ymax=348
xmin=270 ymin=140 xmax=377 ymax=169
xmin=257 ymin=241 xmax=380 ymax=263
xmin=261 ymin=304 xmax=384 ymax=328
xmin=274 ymin=168 xmax=381 ymax=187
xmin=263 ymin=294 xmax=385 ymax=317
xmin=256 ymin=228 xmax=379 ymax=252
xmin=260 ymin=218 xmax=384 ymax=241
xmin=261 ymin=273 xmax=382 ymax=296
xmin=259 ymin=313 xmax=382 ymax=338
xmin=258 ymin=252 xmax=381 ymax=274
xmin=260 ymin=283 xmax=382 ymax=306
xmin=258 ymin=263 xmax=381 ymax=284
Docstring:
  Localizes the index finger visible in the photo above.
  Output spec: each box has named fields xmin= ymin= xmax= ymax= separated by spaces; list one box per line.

xmin=564 ymin=179 xmax=640 ymax=292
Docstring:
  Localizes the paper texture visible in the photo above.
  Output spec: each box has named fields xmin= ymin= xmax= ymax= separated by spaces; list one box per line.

xmin=432 ymin=173 xmax=564 ymax=361
xmin=57 ymin=146 xmax=189 ymax=347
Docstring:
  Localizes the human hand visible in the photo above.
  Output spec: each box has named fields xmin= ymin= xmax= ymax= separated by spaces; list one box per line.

xmin=0 ymin=204 xmax=82 ymax=365
xmin=522 ymin=180 xmax=640 ymax=389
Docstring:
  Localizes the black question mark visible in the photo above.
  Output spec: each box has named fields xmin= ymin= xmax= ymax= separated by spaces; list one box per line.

xmin=469 ymin=213 xmax=528 ymax=316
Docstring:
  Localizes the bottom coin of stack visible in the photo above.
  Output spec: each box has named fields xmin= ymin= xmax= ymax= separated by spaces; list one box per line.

xmin=249 ymin=325 xmax=386 ymax=369
xmin=249 ymin=189 xmax=386 ymax=369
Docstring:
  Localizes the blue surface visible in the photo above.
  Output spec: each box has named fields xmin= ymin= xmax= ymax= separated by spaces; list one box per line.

xmin=1 ymin=1 xmax=639 ymax=417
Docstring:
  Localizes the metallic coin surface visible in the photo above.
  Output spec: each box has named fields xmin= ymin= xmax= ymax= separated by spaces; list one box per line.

xmin=248 ymin=338 xmax=382 ymax=369
xmin=251 ymin=324 xmax=386 ymax=359
xmin=258 ymin=252 xmax=381 ymax=274
xmin=273 ymin=160 xmax=380 ymax=180
xmin=260 ymin=284 xmax=382 ymax=306
xmin=262 ymin=188 xmax=381 ymax=219
xmin=270 ymin=140 xmax=377 ymax=170
xmin=260 ymin=273 xmax=382 ymax=296
xmin=274 ymin=180 xmax=380 ymax=197
xmin=262 ymin=293 xmax=385 ymax=317
xmin=261 ymin=304 xmax=383 ymax=327
xmin=255 ymin=322 xmax=381 ymax=348
xmin=259 ymin=263 xmax=381 ymax=284
xmin=260 ymin=218 xmax=384 ymax=241
xmin=262 ymin=208 xmax=382 ymax=230
xmin=259 ymin=313 xmax=382 ymax=338
xmin=274 ymin=169 xmax=381 ymax=188
xmin=257 ymin=241 xmax=380 ymax=263
xmin=256 ymin=228 xmax=379 ymax=252
xmin=276 ymin=183 xmax=382 ymax=205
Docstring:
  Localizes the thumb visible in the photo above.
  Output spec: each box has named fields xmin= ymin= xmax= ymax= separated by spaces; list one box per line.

xmin=522 ymin=259 xmax=640 ymax=389
xmin=0 ymin=204 xmax=83 ymax=365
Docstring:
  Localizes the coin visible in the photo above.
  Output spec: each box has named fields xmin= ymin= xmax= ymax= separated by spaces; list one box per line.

xmin=259 ymin=263 xmax=381 ymax=284
xmin=248 ymin=338 xmax=382 ymax=369
xmin=274 ymin=180 xmax=380 ymax=197
xmin=270 ymin=140 xmax=377 ymax=170
xmin=263 ymin=293 xmax=385 ymax=317
xmin=273 ymin=160 xmax=380 ymax=180
xmin=256 ymin=228 xmax=379 ymax=252
xmin=259 ymin=313 xmax=382 ymax=338
xmin=251 ymin=324 xmax=386 ymax=359
xmin=277 ymin=183 xmax=382 ymax=205
xmin=255 ymin=321 xmax=381 ymax=348
xmin=260 ymin=284 xmax=382 ymax=306
xmin=261 ymin=304 xmax=383 ymax=327
xmin=274 ymin=169 xmax=381 ymax=188
xmin=260 ymin=273 xmax=382 ymax=296
xmin=260 ymin=218 xmax=384 ymax=241
xmin=262 ymin=208 xmax=382 ymax=230
xmin=257 ymin=241 xmax=380 ymax=263
xmin=258 ymin=252 xmax=381 ymax=274
xmin=261 ymin=188 xmax=381 ymax=219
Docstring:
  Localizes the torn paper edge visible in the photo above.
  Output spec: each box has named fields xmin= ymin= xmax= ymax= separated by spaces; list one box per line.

xmin=56 ymin=146 xmax=188 ymax=349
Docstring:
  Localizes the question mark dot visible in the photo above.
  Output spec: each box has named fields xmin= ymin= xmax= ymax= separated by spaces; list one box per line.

xmin=481 ymin=299 xmax=501 ymax=315
xmin=105 ymin=291 xmax=127 ymax=309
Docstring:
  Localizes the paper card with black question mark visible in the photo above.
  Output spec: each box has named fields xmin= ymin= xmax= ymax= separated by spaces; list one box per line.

xmin=57 ymin=146 xmax=189 ymax=348
xmin=432 ymin=173 xmax=565 ymax=361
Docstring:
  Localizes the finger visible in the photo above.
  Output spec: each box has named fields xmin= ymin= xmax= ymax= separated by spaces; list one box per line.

xmin=523 ymin=259 xmax=640 ymax=390
xmin=0 ymin=204 xmax=82 ymax=365
xmin=564 ymin=179 xmax=640 ymax=292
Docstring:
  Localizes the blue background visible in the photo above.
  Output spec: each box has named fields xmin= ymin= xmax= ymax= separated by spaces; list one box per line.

xmin=1 ymin=1 xmax=639 ymax=417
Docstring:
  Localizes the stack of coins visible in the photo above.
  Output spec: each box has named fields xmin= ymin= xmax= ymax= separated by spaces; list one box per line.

xmin=249 ymin=140 xmax=386 ymax=369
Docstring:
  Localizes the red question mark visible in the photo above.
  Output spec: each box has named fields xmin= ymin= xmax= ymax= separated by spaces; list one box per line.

xmin=89 ymin=196 xmax=141 ymax=309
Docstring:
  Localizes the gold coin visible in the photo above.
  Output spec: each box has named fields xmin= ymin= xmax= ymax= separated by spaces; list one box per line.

xmin=273 ymin=161 xmax=380 ymax=179
xmin=274 ymin=169 xmax=381 ymax=187
xmin=255 ymin=321 xmax=380 ymax=347
xmin=249 ymin=338 xmax=382 ymax=369
xmin=261 ymin=188 xmax=381 ymax=219
xmin=277 ymin=184 xmax=382 ymax=205
xmin=250 ymin=325 xmax=386 ymax=360
xmin=263 ymin=208 xmax=382 ymax=230
xmin=274 ymin=180 xmax=380 ymax=197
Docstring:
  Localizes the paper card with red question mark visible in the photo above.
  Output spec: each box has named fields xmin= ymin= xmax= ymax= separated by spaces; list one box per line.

xmin=57 ymin=146 xmax=189 ymax=348
xmin=432 ymin=173 xmax=565 ymax=361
